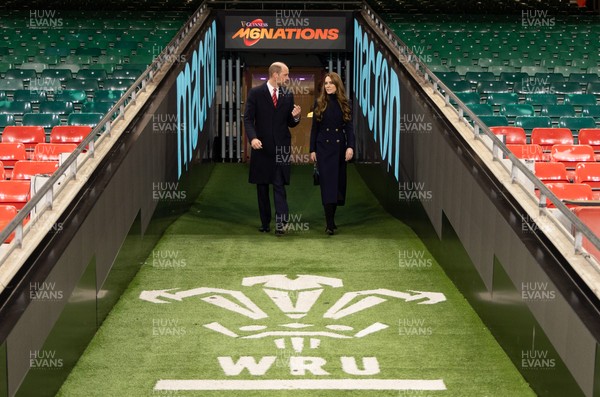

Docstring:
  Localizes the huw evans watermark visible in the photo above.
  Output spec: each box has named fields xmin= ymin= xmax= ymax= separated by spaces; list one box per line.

xmin=522 ymin=10 xmax=555 ymax=27
xmin=399 ymin=250 xmax=433 ymax=269
xmin=150 ymin=250 xmax=187 ymax=269
xmin=398 ymin=318 xmax=432 ymax=336
xmin=521 ymin=281 xmax=556 ymax=301
xmin=400 ymin=113 xmax=432 ymax=134
xmin=152 ymin=318 xmax=187 ymax=337
xmin=275 ymin=9 xmax=308 ymax=27
xmin=29 ymin=350 xmax=63 ymax=369
xmin=398 ymin=182 xmax=433 ymax=202
xmin=399 ymin=45 xmax=433 ymax=66
xmin=153 ymin=113 xmax=184 ymax=134
xmin=152 ymin=45 xmax=187 ymax=66
xmin=152 ymin=182 xmax=187 ymax=201
xmin=28 ymin=10 xmax=63 ymax=28
xmin=276 ymin=213 xmax=310 ymax=233
xmin=30 ymin=281 xmax=63 ymax=301
xmin=521 ymin=349 xmax=556 ymax=370
xmin=276 ymin=146 xmax=311 ymax=164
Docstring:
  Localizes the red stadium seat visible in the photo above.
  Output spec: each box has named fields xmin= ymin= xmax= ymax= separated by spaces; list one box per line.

xmin=0 ymin=161 xmax=4 ymax=180
xmin=0 ymin=143 xmax=27 ymax=178
xmin=574 ymin=162 xmax=600 ymax=199
xmin=578 ymin=128 xmax=600 ymax=160
xmin=571 ymin=206 xmax=600 ymax=262
xmin=11 ymin=161 xmax=59 ymax=180
xmin=535 ymin=162 xmax=570 ymax=183
xmin=0 ymin=204 xmax=18 ymax=243
xmin=50 ymin=125 xmax=93 ymax=144
xmin=550 ymin=144 xmax=596 ymax=171
xmin=1 ymin=126 xmax=46 ymax=151
xmin=489 ymin=126 xmax=527 ymax=144
xmin=0 ymin=180 xmax=30 ymax=210
xmin=544 ymin=182 xmax=593 ymax=208
xmin=33 ymin=143 xmax=77 ymax=161
xmin=530 ymin=128 xmax=574 ymax=152
xmin=506 ymin=144 xmax=544 ymax=161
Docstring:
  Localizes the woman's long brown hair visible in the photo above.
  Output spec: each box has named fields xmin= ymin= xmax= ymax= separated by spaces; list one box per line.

xmin=314 ymin=72 xmax=351 ymax=123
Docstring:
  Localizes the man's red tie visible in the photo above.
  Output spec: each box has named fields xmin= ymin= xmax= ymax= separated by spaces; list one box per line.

xmin=272 ymin=87 xmax=277 ymax=108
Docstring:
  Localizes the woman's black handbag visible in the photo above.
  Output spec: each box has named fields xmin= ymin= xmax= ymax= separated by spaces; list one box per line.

xmin=313 ymin=164 xmax=320 ymax=186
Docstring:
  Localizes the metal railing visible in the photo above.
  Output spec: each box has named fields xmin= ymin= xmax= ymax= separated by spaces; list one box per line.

xmin=361 ymin=2 xmax=600 ymax=269
xmin=0 ymin=3 xmax=211 ymax=270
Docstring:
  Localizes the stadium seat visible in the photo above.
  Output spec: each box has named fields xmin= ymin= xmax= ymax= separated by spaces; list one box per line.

xmin=13 ymin=90 xmax=47 ymax=104
xmin=477 ymin=115 xmax=509 ymax=127
xmin=94 ymin=90 xmax=124 ymax=102
xmin=564 ymin=93 xmax=596 ymax=106
xmin=0 ymin=100 xmax=31 ymax=116
xmin=499 ymin=72 xmax=529 ymax=85
xmin=82 ymin=101 xmax=114 ymax=114
xmin=1 ymin=126 xmax=46 ymax=150
xmin=4 ymin=69 xmax=37 ymax=81
xmin=39 ymin=101 xmax=74 ymax=116
xmin=486 ymin=93 xmax=519 ymax=108
xmin=544 ymin=182 xmax=593 ymax=208
xmin=540 ymin=105 xmax=576 ymax=119
xmin=54 ymin=90 xmax=87 ymax=105
xmin=571 ymin=206 xmax=600 ymax=260
xmin=530 ymin=128 xmax=574 ymax=152
xmin=0 ymin=204 xmax=18 ymax=243
xmin=75 ymin=47 xmax=102 ymax=57
xmin=583 ymin=106 xmax=600 ymax=118
xmin=112 ymin=68 xmax=142 ymax=80
xmin=22 ymin=113 xmax=61 ymax=132
xmin=506 ymin=144 xmax=544 ymax=161
xmin=468 ymin=103 xmax=493 ymax=116
xmin=0 ymin=180 xmax=30 ymax=210
xmin=574 ymin=162 xmax=600 ymax=189
xmin=464 ymin=71 xmax=495 ymax=84
xmin=550 ymin=144 xmax=596 ymax=170
xmin=0 ymin=114 xmax=15 ymax=129
xmin=33 ymin=143 xmax=77 ymax=161
xmin=76 ymin=69 xmax=108 ymax=81
xmin=569 ymin=73 xmax=600 ymax=85
xmin=40 ymin=68 xmax=73 ymax=82
xmin=501 ymin=104 xmax=535 ymax=118
xmin=550 ymin=82 xmax=584 ymax=94
xmin=50 ymin=125 xmax=92 ymax=144
xmin=476 ymin=81 xmax=511 ymax=94
xmin=0 ymin=142 xmax=27 ymax=170
xmin=515 ymin=116 xmax=552 ymax=132
xmin=535 ymin=162 xmax=570 ymax=183
xmin=20 ymin=63 xmax=48 ymax=74
xmin=102 ymin=79 xmax=131 ymax=91
xmin=489 ymin=126 xmax=527 ymax=144
xmin=586 ymin=82 xmax=600 ymax=95
xmin=67 ymin=113 xmax=104 ymax=127
xmin=0 ymin=79 xmax=24 ymax=91
xmin=558 ymin=117 xmax=597 ymax=136
xmin=434 ymin=71 xmax=461 ymax=83
xmin=65 ymin=79 xmax=99 ymax=92
xmin=11 ymin=160 xmax=59 ymax=180
xmin=578 ymin=129 xmax=600 ymax=154
xmin=525 ymin=93 xmax=558 ymax=108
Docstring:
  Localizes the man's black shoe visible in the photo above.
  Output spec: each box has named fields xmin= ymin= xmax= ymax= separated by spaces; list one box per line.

xmin=275 ymin=228 xmax=285 ymax=237
xmin=259 ymin=226 xmax=271 ymax=233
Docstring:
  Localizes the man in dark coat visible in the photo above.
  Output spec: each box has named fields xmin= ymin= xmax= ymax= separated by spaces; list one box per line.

xmin=244 ymin=62 xmax=302 ymax=235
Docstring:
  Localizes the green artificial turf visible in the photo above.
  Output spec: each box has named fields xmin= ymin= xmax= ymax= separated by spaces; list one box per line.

xmin=57 ymin=163 xmax=535 ymax=397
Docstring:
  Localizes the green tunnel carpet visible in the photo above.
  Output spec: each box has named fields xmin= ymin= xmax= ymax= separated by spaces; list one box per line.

xmin=57 ymin=164 xmax=534 ymax=397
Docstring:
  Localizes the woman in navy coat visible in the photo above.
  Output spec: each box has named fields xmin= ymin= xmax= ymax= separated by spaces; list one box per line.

xmin=310 ymin=72 xmax=355 ymax=235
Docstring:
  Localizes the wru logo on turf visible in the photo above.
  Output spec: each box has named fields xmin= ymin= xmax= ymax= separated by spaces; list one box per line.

xmin=139 ymin=274 xmax=448 ymax=392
